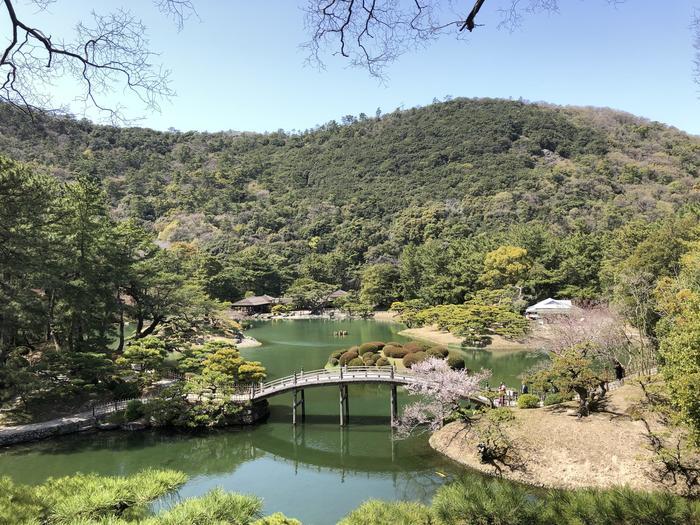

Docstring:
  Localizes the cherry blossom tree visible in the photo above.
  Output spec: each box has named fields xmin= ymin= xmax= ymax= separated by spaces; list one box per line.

xmin=394 ymin=357 xmax=490 ymax=438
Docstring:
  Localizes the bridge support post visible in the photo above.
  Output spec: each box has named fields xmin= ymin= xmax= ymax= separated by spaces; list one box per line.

xmin=339 ymin=384 xmax=349 ymax=426
xmin=292 ymin=388 xmax=305 ymax=425
xmin=390 ymin=384 xmax=398 ymax=427
xmin=292 ymin=389 xmax=297 ymax=425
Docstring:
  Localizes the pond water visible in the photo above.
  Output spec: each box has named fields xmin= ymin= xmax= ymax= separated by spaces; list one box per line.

xmin=0 ymin=320 xmax=545 ymax=525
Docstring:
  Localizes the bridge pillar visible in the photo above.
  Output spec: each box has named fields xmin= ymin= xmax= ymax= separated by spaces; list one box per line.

xmin=292 ymin=388 xmax=305 ymax=425
xmin=339 ymin=384 xmax=349 ymax=426
xmin=390 ymin=384 xmax=398 ymax=427
xmin=292 ymin=389 xmax=297 ymax=425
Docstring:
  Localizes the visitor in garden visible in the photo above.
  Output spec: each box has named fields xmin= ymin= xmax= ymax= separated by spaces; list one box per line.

xmin=498 ymin=383 xmax=507 ymax=406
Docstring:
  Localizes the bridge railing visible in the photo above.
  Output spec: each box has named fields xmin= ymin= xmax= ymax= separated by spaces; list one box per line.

xmin=266 ymin=366 xmax=405 ymax=387
xmin=229 ymin=365 xmax=490 ymax=407
xmin=231 ymin=366 xmax=410 ymax=401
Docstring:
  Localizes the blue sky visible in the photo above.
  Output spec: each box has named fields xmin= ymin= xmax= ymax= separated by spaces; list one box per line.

xmin=18 ymin=1 xmax=700 ymax=134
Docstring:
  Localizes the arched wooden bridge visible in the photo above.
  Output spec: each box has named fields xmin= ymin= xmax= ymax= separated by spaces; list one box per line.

xmin=231 ymin=366 xmax=491 ymax=426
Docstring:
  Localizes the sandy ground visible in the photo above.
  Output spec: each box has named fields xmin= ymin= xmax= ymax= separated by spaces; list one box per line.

xmin=396 ymin=324 xmax=534 ymax=351
xmin=430 ymin=383 xmax=674 ymax=492
xmin=374 ymin=311 xmax=535 ymax=350
xmin=205 ymin=335 xmax=262 ymax=348
xmin=373 ymin=311 xmax=399 ymax=322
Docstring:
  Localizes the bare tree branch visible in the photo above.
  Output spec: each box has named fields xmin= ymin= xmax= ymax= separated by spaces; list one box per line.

xmin=303 ymin=0 xmax=570 ymax=78
xmin=0 ymin=0 xmax=191 ymax=123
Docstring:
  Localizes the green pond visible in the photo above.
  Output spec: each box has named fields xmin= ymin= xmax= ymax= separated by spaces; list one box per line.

xmin=0 ymin=319 xmax=545 ymax=525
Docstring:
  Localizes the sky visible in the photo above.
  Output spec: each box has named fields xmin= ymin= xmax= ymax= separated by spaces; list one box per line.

xmin=11 ymin=0 xmax=700 ymax=135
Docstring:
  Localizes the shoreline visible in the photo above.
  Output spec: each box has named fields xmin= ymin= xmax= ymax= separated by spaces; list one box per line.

xmin=397 ymin=324 xmax=534 ymax=351
xmin=236 ymin=335 xmax=262 ymax=348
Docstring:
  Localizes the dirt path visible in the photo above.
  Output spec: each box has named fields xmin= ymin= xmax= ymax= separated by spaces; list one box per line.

xmin=430 ymin=383 xmax=673 ymax=492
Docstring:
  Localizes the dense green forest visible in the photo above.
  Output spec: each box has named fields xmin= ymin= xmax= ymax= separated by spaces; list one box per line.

xmin=1 ymin=98 xmax=698 ymax=306
xmin=2 ymin=98 xmax=700 ymax=424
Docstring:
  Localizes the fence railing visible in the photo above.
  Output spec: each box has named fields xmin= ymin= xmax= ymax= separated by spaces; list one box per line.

xmin=89 ymin=397 xmax=153 ymax=418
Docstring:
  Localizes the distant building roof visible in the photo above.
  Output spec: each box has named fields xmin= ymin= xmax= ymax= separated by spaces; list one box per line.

xmin=525 ymin=298 xmax=573 ymax=314
xmin=231 ymin=295 xmax=278 ymax=307
xmin=327 ymin=289 xmax=349 ymax=300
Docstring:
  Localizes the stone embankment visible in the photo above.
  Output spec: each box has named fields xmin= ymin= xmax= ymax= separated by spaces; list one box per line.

xmin=0 ymin=399 xmax=269 ymax=447
xmin=0 ymin=414 xmax=99 ymax=446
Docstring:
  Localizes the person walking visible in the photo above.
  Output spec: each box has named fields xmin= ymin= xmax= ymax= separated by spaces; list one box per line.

xmin=498 ymin=382 xmax=507 ymax=407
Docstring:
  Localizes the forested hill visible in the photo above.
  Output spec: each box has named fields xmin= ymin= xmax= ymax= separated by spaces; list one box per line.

xmin=1 ymin=98 xmax=699 ymax=302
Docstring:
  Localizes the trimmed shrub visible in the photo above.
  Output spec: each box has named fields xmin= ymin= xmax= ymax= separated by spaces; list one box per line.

xmin=331 ymin=350 xmax=344 ymax=359
xmin=427 ymin=346 xmax=449 ymax=358
xmin=517 ymin=394 xmax=540 ymax=409
xmin=347 ymin=345 xmax=360 ymax=353
xmin=385 ymin=341 xmax=403 ymax=348
xmin=125 ymin=400 xmax=145 ymax=421
xmin=404 ymin=341 xmax=429 ymax=353
xmin=362 ymin=352 xmax=376 ymax=364
xmin=359 ymin=343 xmax=380 ymax=355
xmin=376 ymin=357 xmax=390 ymax=367
xmin=348 ymin=357 xmax=364 ymax=366
xmin=329 ymin=358 xmax=339 ymax=366
xmin=366 ymin=341 xmax=386 ymax=350
xmin=487 ymin=407 xmax=516 ymax=423
xmin=383 ymin=345 xmax=409 ymax=358
xmin=544 ymin=392 xmax=570 ymax=406
xmin=447 ymin=355 xmax=465 ymax=370
xmin=403 ymin=351 xmax=427 ymax=368
xmin=339 ymin=350 xmax=359 ymax=366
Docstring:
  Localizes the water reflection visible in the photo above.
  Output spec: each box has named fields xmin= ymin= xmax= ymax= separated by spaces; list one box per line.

xmin=0 ymin=320 xmax=545 ymax=524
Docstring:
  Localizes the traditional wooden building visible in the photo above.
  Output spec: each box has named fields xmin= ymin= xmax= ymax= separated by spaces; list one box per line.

xmin=231 ymin=295 xmax=280 ymax=314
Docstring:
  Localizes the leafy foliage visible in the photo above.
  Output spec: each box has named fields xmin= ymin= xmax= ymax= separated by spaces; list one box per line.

xmin=338 ymin=500 xmax=432 ymax=525
xmin=517 ymin=393 xmax=540 ymax=409
xmin=528 ymin=346 xmax=611 ymax=417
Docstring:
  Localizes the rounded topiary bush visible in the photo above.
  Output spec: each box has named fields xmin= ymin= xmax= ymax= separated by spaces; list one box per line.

xmin=447 ymin=355 xmax=465 ymax=370
xmin=362 ymin=352 xmax=377 ymax=364
xmin=359 ymin=342 xmax=380 ymax=355
xmin=367 ymin=341 xmax=386 ymax=350
xmin=403 ymin=351 xmax=427 ymax=368
xmin=543 ymin=392 xmax=570 ymax=406
xmin=331 ymin=350 xmax=344 ymax=359
xmin=404 ymin=341 xmax=429 ymax=354
xmin=427 ymin=346 xmax=449 ymax=358
xmin=517 ymin=394 xmax=540 ymax=409
xmin=329 ymin=357 xmax=339 ymax=366
xmin=376 ymin=357 xmax=390 ymax=367
xmin=383 ymin=345 xmax=409 ymax=358
xmin=348 ymin=357 xmax=364 ymax=367
xmin=339 ymin=350 xmax=359 ymax=366
xmin=347 ymin=345 xmax=360 ymax=353
xmin=385 ymin=341 xmax=403 ymax=348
